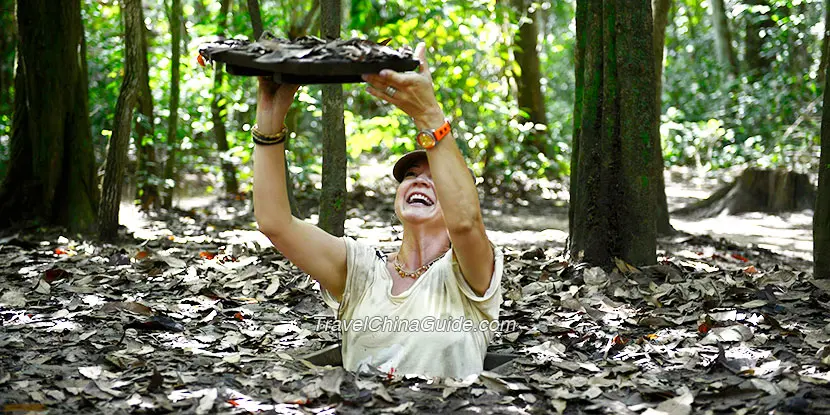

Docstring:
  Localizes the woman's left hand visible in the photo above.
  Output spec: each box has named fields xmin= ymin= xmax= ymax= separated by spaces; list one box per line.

xmin=362 ymin=42 xmax=445 ymax=130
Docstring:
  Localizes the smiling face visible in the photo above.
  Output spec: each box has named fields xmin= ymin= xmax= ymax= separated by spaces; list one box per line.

xmin=394 ymin=160 xmax=445 ymax=228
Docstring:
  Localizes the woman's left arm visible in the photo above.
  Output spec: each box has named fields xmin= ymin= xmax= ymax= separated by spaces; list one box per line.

xmin=362 ymin=43 xmax=494 ymax=296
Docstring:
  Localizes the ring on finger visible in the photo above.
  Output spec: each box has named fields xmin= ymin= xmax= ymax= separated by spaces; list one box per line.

xmin=385 ymin=86 xmax=397 ymax=97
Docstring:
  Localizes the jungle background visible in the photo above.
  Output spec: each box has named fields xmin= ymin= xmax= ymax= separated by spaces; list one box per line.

xmin=1 ymin=0 xmax=830 ymax=414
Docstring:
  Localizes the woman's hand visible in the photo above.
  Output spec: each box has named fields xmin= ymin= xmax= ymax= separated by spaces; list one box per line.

xmin=362 ymin=42 xmax=445 ymax=130
xmin=256 ymin=77 xmax=299 ymax=132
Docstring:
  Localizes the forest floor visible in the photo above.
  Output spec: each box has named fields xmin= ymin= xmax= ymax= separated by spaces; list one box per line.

xmin=1 ymin=168 xmax=828 ymax=414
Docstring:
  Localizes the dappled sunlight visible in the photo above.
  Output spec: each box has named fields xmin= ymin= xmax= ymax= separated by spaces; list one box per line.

xmin=672 ymin=211 xmax=814 ymax=261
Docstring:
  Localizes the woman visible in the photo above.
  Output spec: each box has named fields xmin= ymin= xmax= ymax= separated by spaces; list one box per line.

xmin=253 ymin=43 xmax=503 ymax=378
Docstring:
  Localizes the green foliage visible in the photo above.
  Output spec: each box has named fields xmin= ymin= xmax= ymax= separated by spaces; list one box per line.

xmin=0 ymin=0 xmax=13 ymax=178
xmin=2 ymin=0 xmax=825 ymax=195
xmin=663 ymin=0 xmax=823 ymax=173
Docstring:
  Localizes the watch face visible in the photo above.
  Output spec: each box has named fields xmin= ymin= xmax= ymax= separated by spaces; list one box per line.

xmin=417 ymin=132 xmax=436 ymax=149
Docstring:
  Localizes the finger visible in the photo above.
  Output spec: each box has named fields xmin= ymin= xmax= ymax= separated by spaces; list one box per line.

xmin=363 ymin=75 xmax=389 ymax=91
xmin=366 ymin=85 xmax=390 ymax=102
xmin=366 ymin=84 xmax=403 ymax=104
xmin=378 ymin=69 xmax=417 ymax=86
xmin=415 ymin=42 xmax=429 ymax=75
xmin=361 ymin=74 xmax=389 ymax=88
xmin=274 ymin=83 xmax=298 ymax=98
xmin=283 ymin=83 xmax=300 ymax=94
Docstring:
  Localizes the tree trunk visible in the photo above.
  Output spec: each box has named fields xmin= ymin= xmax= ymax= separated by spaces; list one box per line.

xmin=814 ymin=66 xmax=830 ymax=278
xmin=318 ymin=0 xmax=346 ymax=237
xmin=289 ymin=0 xmax=321 ymax=39
xmin=788 ymin=2 xmax=809 ymax=78
xmin=162 ymin=0 xmax=182 ymax=209
xmin=247 ymin=0 xmax=303 ymax=217
xmin=710 ymin=0 xmax=739 ymax=77
xmin=283 ymin=105 xmax=304 ymax=218
xmin=99 ymin=0 xmax=145 ymax=240
xmin=745 ymin=0 xmax=774 ymax=78
xmin=482 ymin=131 xmax=499 ymax=187
xmin=818 ymin=0 xmax=830 ymax=86
xmin=212 ymin=0 xmax=239 ymax=196
xmin=247 ymin=0 xmax=263 ymax=39
xmin=570 ymin=0 xmax=657 ymax=267
xmin=135 ymin=6 xmax=159 ymax=211
xmin=652 ymin=0 xmax=674 ymax=236
xmin=0 ymin=0 xmax=98 ymax=232
xmin=652 ymin=0 xmax=670 ymax=111
xmin=673 ymin=168 xmax=816 ymax=218
xmin=0 ymin=0 xmax=15 ymax=120
xmin=511 ymin=0 xmax=548 ymax=156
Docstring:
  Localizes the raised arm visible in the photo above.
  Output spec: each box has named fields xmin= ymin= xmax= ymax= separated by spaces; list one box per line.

xmin=362 ymin=44 xmax=494 ymax=296
xmin=253 ymin=78 xmax=347 ymax=298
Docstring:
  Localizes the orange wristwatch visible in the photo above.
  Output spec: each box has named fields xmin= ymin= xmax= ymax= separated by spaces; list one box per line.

xmin=416 ymin=120 xmax=452 ymax=149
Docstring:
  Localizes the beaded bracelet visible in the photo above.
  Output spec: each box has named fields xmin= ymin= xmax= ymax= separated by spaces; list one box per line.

xmin=252 ymin=125 xmax=288 ymax=145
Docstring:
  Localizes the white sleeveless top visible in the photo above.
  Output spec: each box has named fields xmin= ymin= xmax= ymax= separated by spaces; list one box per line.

xmin=321 ymin=237 xmax=503 ymax=378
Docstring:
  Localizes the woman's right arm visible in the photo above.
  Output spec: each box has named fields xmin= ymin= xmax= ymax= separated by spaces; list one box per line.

xmin=253 ymin=78 xmax=347 ymax=298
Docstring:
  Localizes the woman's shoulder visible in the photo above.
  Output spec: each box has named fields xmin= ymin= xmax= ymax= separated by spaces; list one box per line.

xmin=341 ymin=236 xmax=388 ymax=265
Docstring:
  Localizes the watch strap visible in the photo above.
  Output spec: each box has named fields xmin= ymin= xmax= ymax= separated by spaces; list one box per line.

xmin=433 ymin=120 xmax=452 ymax=142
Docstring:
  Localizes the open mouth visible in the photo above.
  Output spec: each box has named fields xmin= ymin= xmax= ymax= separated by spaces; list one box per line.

xmin=406 ymin=192 xmax=434 ymax=206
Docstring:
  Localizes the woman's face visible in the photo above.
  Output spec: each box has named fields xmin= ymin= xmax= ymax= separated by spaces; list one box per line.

xmin=394 ymin=160 xmax=445 ymax=228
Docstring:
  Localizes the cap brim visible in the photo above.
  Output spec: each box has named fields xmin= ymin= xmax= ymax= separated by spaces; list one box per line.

xmin=392 ymin=150 xmax=477 ymax=183
xmin=392 ymin=150 xmax=428 ymax=183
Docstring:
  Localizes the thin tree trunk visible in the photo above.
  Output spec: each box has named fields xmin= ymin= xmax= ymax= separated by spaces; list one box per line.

xmin=99 ymin=0 xmax=143 ymax=239
xmin=816 ymin=64 xmax=830 ymax=279
xmin=289 ymin=0 xmax=321 ymax=39
xmin=0 ymin=0 xmax=14 ymax=119
xmin=136 ymin=10 xmax=159 ymax=211
xmin=653 ymin=0 xmax=670 ymax=110
xmin=162 ymin=0 xmax=182 ymax=209
xmin=745 ymin=0 xmax=774 ymax=79
xmin=512 ymin=0 xmax=548 ymax=156
xmin=212 ymin=0 xmax=239 ymax=195
xmin=318 ymin=0 xmax=346 ymax=237
xmin=710 ymin=0 xmax=739 ymax=77
xmin=247 ymin=0 xmax=303 ymax=217
xmin=283 ymin=105 xmax=304 ymax=218
xmin=482 ymin=132 xmax=498 ymax=187
xmin=686 ymin=0 xmax=699 ymax=62
xmin=819 ymin=0 xmax=830 ymax=86
xmin=0 ymin=0 xmax=98 ymax=232
xmin=247 ymin=0 xmax=263 ymax=39
xmin=570 ymin=0 xmax=657 ymax=266
xmin=788 ymin=2 xmax=809 ymax=78
xmin=652 ymin=0 xmax=674 ymax=235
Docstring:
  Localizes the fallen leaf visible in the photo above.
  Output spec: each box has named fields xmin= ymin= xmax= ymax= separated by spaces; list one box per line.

xmin=79 ymin=366 xmax=102 ymax=380
xmin=147 ymin=368 xmax=163 ymax=392
xmin=0 ymin=289 xmax=27 ymax=307
xmin=265 ymin=277 xmax=280 ymax=296
xmin=741 ymin=299 xmax=768 ymax=308
xmin=731 ymin=254 xmax=749 ymax=262
xmin=583 ymin=267 xmax=608 ymax=285
xmin=101 ymin=301 xmax=154 ymax=317
xmin=125 ymin=315 xmax=185 ymax=332
xmin=196 ymin=388 xmax=218 ymax=415
xmin=44 ymin=268 xmax=72 ymax=283
xmin=701 ymin=324 xmax=754 ymax=344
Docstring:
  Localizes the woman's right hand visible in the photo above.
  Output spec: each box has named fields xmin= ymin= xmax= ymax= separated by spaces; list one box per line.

xmin=256 ymin=77 xmax=299 ymax=132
